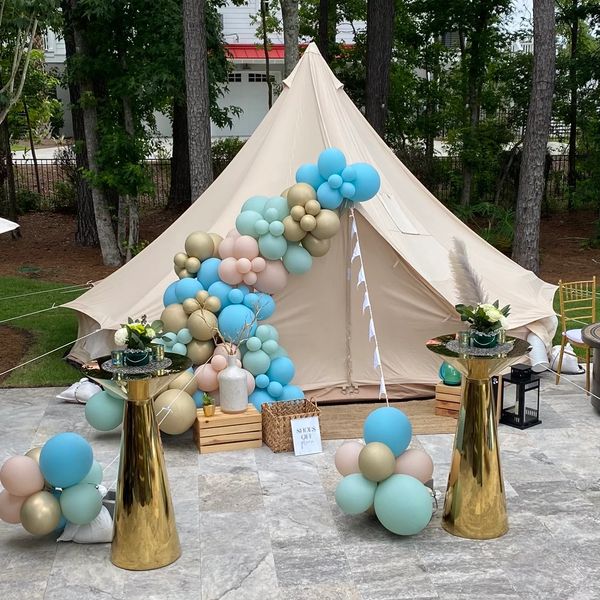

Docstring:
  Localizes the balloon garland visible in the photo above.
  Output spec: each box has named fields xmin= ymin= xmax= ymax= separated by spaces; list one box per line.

xmin=334 ymin=407 xmax=436 ymax=536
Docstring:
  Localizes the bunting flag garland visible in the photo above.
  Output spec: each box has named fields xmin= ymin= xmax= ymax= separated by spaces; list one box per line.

xmin=349 ymin=208 xmax=389 ymax=404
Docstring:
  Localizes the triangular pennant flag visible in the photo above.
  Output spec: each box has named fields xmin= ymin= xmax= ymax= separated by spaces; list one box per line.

xmin=357 ymin=266 xmax=365 ymax=287
xmin=368 ymin=318 xmax=376 ymax=341
xmin=373 ymin=347 xmax=381 ymax=369
xmin=362 ymin=292 xmax=370 ymax=314
xmin=379 ymin=378 xmax=387 ymax=398
xmin=351 ymin=242 xmax=360 ymax=262
xmin=350 ymin=216 xmax=358 ymax=238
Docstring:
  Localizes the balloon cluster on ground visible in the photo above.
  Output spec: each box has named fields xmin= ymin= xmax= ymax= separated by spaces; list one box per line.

xmin=334 ymin=407 xmax=434 ymax=536
xmin=0 ymin=433 xmax=105 ymax=536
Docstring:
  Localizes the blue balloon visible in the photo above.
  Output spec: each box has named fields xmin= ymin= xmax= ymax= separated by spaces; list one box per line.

xmin=163 ymin=281 xmax=179 ymax=307
xmin=296 ymin=163 xmax=325 ymax=190
xmin=218 ymin=304 xmax=257 ymax=342
xmin=340 ymin=182 xmax=356 ymax=199
xmin=51 ymin=489 xmax=67 ymax=532
xmin=236 ymin=210 xmax=262 ymax=237
xmin=40 ymin=433 xmax=94 ymax=489
xmin=317 ymin=181 xmax=344 ymax=210
xmin=249 ymin=389 xmax=274 ymax=412
xmin=267 ymin=357 xmax=295 ymax=386
xmin=328 ymin=174 xmax=343 ymax=189
xmin=177 ymin=328 xmax=193 ymax=344
xmin=342 ymin=165 xmax=356 ymax=181
xmin=171 ymin=342 xmax=187 ymax=355
xmin=255 ymin=374 xmax=270 ymax=389
xmin=228 ymin=288 xmax=245 ymax=305
xmin=318 ymin=148 xmax=347 ymax=179
xmin=349 ymin=163 xmax=381 ymax=202
xmin=363 ymin=407 xmax=412 ymax=457
xmin=175 ymin=277 xmax=203 ymax=303
xmin=244 ymin=292 xmax=275 ymax=320
xmin=208 ymin=281 xmax=234 ymax=309
xmin=162 ymin=332 xmax=177 ymax=347
xmin=267 ymin=381 xmax=283 ymax=398
xmin=242 ymin=195 xmax=269 ymax=213
xmin=335 ymin=474 xmax=377 ymax=515
xmin=192 ymin=390 xmax=204 ymax=408
xmin=85 ymin=391 xmax=124 ymax=431
xmin=280 ymin=384 xmax=304 ymax=400
xmin=283 ymin=244 xmax=313 ymax=274
xmin=197 ymin=258 xmax=222 ymax=289
xmin=374 ymin=474 xmax=433 ymax=535
xmin=255 ymin=219 xmax=270 ymax=235
xmin=259 ymin=233 xmax=288 ymax=260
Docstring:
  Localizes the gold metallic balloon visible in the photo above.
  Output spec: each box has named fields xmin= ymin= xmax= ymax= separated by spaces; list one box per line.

xmin=304 ymin=199 xmax=321 ymax=216
xmin=280 ymin=187 xmax=290 ymax=199
xmin=185 ymin=257 xmax=201 ymax=274
xmin=203 ymin=295 xmax=221 ymax=314
xmin=25 ymin=447 xmax=42 ymax=464
xmin=208 ymin=233 xmax=223 ymax=257
xmin=283 ymin=216 xmax=306 ymax=242
xmin=161 ymin=304 xmax=189 ymax=333
xmin=196 ymin=290 xmax=210 ymax=303
xmin=358 ymin=442 xmax=396 ymax=482
xmin=313 ymin=209 xmax=341 ymax=240
xmin=154 ymin=390 xmax=196 ymax=435
xmin=290 ymin=205 xmax=306 ymax=222
xmin=188 ymin=309 xmax=218 ymax=341
xmin=182 ymin=298 xmax=200 ymax=315
xmin=185 ymin=232 xmax=214 ymax=260
xmin=300 ymin=214 xmax=317 ymax=232
xmin=178 ymin=269 xmax=190 ymax=279
xmin=286 ymin=183 xmax=316 ymax=208
xmin=168 ymin=371 xmax=198 ymax=395
xmin=302 ymin=234 xmax=331 ymax=257
xmin=173 ymin=252 xmax=188 ymax=268
xmin=20 ymin=491 xmax=61 ymax=536
xmin=186 ymin=340 xmax=215 ymax=365
xmin=174 ymin=265 xmax=182 ymax=277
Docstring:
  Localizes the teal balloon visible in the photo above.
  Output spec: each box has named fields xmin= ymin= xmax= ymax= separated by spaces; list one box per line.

xmin=236 ymin=210 xmax=262 ymax=237
xmin=255 ymin=219 xmax=270 ymax=235
xmin=242 ymin=349 xmax=271 ymax=376
xmin=264 ymin=208 xmax=279 ymax=223
xmin=283 ymin=244 xmax=313 ymax=274
xmin=246 ymin=336 xmax=262 ymax=352
xmin=374 ymin=474 xmax=433 ymax=535
xmin=269 ymin=220 xmax=285 ymax=236
xmin=256 ymin=324 xmax=276 ymax=343
xmin=242 ymin=195 xmax=269 ymax=213
xmin=162 ymin=331 xmax=177 ymax=346
xmin=439 ymin=362 xmax=461 ymax=386
xmin=85 ymin=391 xmax=124 ymax=432
xmin=177 ymin=328 xmax=193 ymax=344
xmin=270 ymin=346 xmax=288 ymax=360
xmin=262 ymin=339 xmax=279 ymax=355
xmin=81 ymin=460 xmax=103 ymax=485
xmin=264 ymin=196 xmax=289 ymax=221
xmin=259 ymin=233 xmax=288 ymax=260
xmin=59 ymin=483 xmax=103 ymax=525
xmin=171 ymin=342 xmax=187 ymax=356
xmin=335 ymin=474 xmax=377 ymax=515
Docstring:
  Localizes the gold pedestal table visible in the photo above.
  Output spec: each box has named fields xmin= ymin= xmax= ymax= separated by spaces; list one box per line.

xmin=426 ymin=335 xmax=530 ymax=540
xmin=83 ymin=353 xmax=191 ymax=570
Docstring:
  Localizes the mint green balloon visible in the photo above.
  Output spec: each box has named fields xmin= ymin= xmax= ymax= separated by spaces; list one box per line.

xmin=85 ymin=391 xmax=124 ymax=431
xmin=242 ymin=195 xmax=268 ymax=213
xmin=235 ymin=210 xmax=262 ymax=237
xmin=60 ymin=483 xmax=103 ymax=525
xmin=81 ymin=460 xmax=103 ymax=485
xmin=242 ymin=349 xmax=271 ymax=376
xmin=246 ymin=336 xmax=262 ymax=352
xmin=258 ymin=233 xmax=288 ymax=260
xmin=269 ymin=220 xmax=285 ymax=236
xmin=264 ymin=196 xmax=289 ymax=221
xmin=374 ymin=474 xmax=433 ymax=535
xmin=262 ymin=339 xmax=279 ymax=355
xmin=283 ymin=244 xmax=313 ymax=274
xmin=335 ymin=474 xmax=377 ymax=515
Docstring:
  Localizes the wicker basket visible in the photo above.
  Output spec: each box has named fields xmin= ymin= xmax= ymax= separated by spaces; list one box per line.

xmin=262 ymin=399 xmax=320 ymax=453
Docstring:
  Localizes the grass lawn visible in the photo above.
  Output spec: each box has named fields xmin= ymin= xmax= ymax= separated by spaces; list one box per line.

xmin=0 ymin=276 xmax=88 ymax=388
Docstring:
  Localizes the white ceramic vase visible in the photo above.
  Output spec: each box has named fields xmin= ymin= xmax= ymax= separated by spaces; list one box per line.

xmin=218 ymin=355 xmax=248 ymax=413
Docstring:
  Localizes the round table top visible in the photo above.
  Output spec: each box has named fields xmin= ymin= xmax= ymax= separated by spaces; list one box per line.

xmin=426 ymin=334 xmax=531 ymax=360
xmin=82 ymin=352 xmax=192 ymax=381
xmin=582 ymin=323 xmax=600 ymax=347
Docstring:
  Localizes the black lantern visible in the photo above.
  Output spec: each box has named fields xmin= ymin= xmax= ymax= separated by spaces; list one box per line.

xmin=500 ymin=364 xmax=541 ymax=429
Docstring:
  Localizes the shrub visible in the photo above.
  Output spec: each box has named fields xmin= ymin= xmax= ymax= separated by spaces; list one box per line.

xmin=212 ymin=137 xmax=245 ymax=178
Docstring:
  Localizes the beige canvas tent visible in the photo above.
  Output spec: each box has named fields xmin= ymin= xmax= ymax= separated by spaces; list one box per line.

xmin=65 ymin=43 xmax=557 ymax=401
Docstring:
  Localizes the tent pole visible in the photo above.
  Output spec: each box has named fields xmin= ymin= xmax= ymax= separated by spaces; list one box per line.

xmin=344 ymin=208 xmax=358 ymax=396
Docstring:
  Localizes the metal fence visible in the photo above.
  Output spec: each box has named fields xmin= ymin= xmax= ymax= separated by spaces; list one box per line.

xmin=11 ymin=153 xmax=574 ymax=211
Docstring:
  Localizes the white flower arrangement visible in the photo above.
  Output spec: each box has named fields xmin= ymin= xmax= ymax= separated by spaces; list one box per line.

xmin=455 ymin=300 xmax=510 ymax=334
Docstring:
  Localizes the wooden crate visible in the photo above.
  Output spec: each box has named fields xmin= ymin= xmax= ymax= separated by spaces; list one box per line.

xmin=193 ymin=405 xmax=262 ymax=454
xmin=435 ymin=382 xmax=462 ymax=418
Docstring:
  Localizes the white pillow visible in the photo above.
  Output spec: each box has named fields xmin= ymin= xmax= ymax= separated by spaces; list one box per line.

xmin=57 ymin=486 xmax=113 ymax=544
xmin=56 ymin=378 xmax=102 ymax=404
xmin=550 ymin=344 xmax=585 ymax=374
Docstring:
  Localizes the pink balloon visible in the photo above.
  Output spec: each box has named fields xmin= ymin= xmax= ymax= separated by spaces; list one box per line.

xmin=226 ymin=228 xmax=240 ymax=239
xmin=236 ymin=257 xmax=252 ymax=274
xmin=214 ymin=343 xmax=240 ymax=360
xmin=194 ymin=363 xmax=219 ymax=392
xmin=243 ymin=272 xmax=258 ymax=286
xmin=251 ymin=256 xmax=266 ymax=273
xmin=254 ymin=260 xmax=288 ymax=294
xmin=0 ymin=456 xmax=44 ymax=497
xmin=210 ymin=354 xmax=227 ymax=372
xmin=394 ymin=449 xmax=434 ymax=483
xmin=0 ymin=490 xmax=26 ymax=524
xmin=233 ymin=236 xmax=259 ymax=260
xmin=334 ymin=441 xmax=364 ymax=476
xmin=245 ymin=370 xmax=256 ymax=394
xmin=218 ymin=236 xmax=237 ymax=259
xmin=219 ymin=256 xmax=243 ymax=285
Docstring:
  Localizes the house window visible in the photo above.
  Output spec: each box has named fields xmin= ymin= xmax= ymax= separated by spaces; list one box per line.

xmin=248 ymin=73 xmax=275 ymax=83
xmin=228 ymin=72 xmax=242 ymax=83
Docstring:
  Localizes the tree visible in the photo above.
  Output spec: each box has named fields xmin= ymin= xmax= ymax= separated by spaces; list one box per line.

xmin=365 ymin=0 xmax=395 ymax=136
xmin=183 ymin=0 xmax=213 ymax=202
xmin=280 ymin=0 xmax=299 ymax=77
xmin=512 ymin=0 xmax=556 ymax=273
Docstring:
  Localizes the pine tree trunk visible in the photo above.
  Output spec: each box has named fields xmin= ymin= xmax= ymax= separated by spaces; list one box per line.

xmin=567 ymin=1 xmax=578 ymax=210
xmin=317 ymin=0 xmax=330 ymax=62
xmin=182 ymin=0 xmax=213 ymax=202
xmin=365 ymin=0 xmax=395 ymax=137
xmin=0 ymin=117 xmax=20 ymax=237
xmin=512 ymin=0 xmax=555 ymax=274
xmin=122 ymin=96 xmax=139 ymax=262
xmin=280 ymin=0 xmax=299 ymax=78
xmin=62 ymin=0 xmax=98 ymax=246
xmin=168 ymin=97 xmax=191 ymax=208
xmin=71 ymin=4 xmax=121 ymax=267
xmin=260 ymin=0 xmax=273 ymax=108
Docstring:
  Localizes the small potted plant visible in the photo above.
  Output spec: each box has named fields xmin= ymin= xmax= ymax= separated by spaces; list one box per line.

xmin=455 ymin=300 xmax=510 ymax=348
xmin=202 ymin=393 xmax=215 ymax=417
xmin=114 ymin=316 xmax=164 ymax=366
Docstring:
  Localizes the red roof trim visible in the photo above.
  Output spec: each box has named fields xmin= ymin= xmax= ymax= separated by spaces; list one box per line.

xmin=226 ymin=44 xmax=285 ymax=60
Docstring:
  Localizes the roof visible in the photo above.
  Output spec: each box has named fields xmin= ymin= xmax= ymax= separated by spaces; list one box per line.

xmin=226 ymin=44 xmax=285 ymax=60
